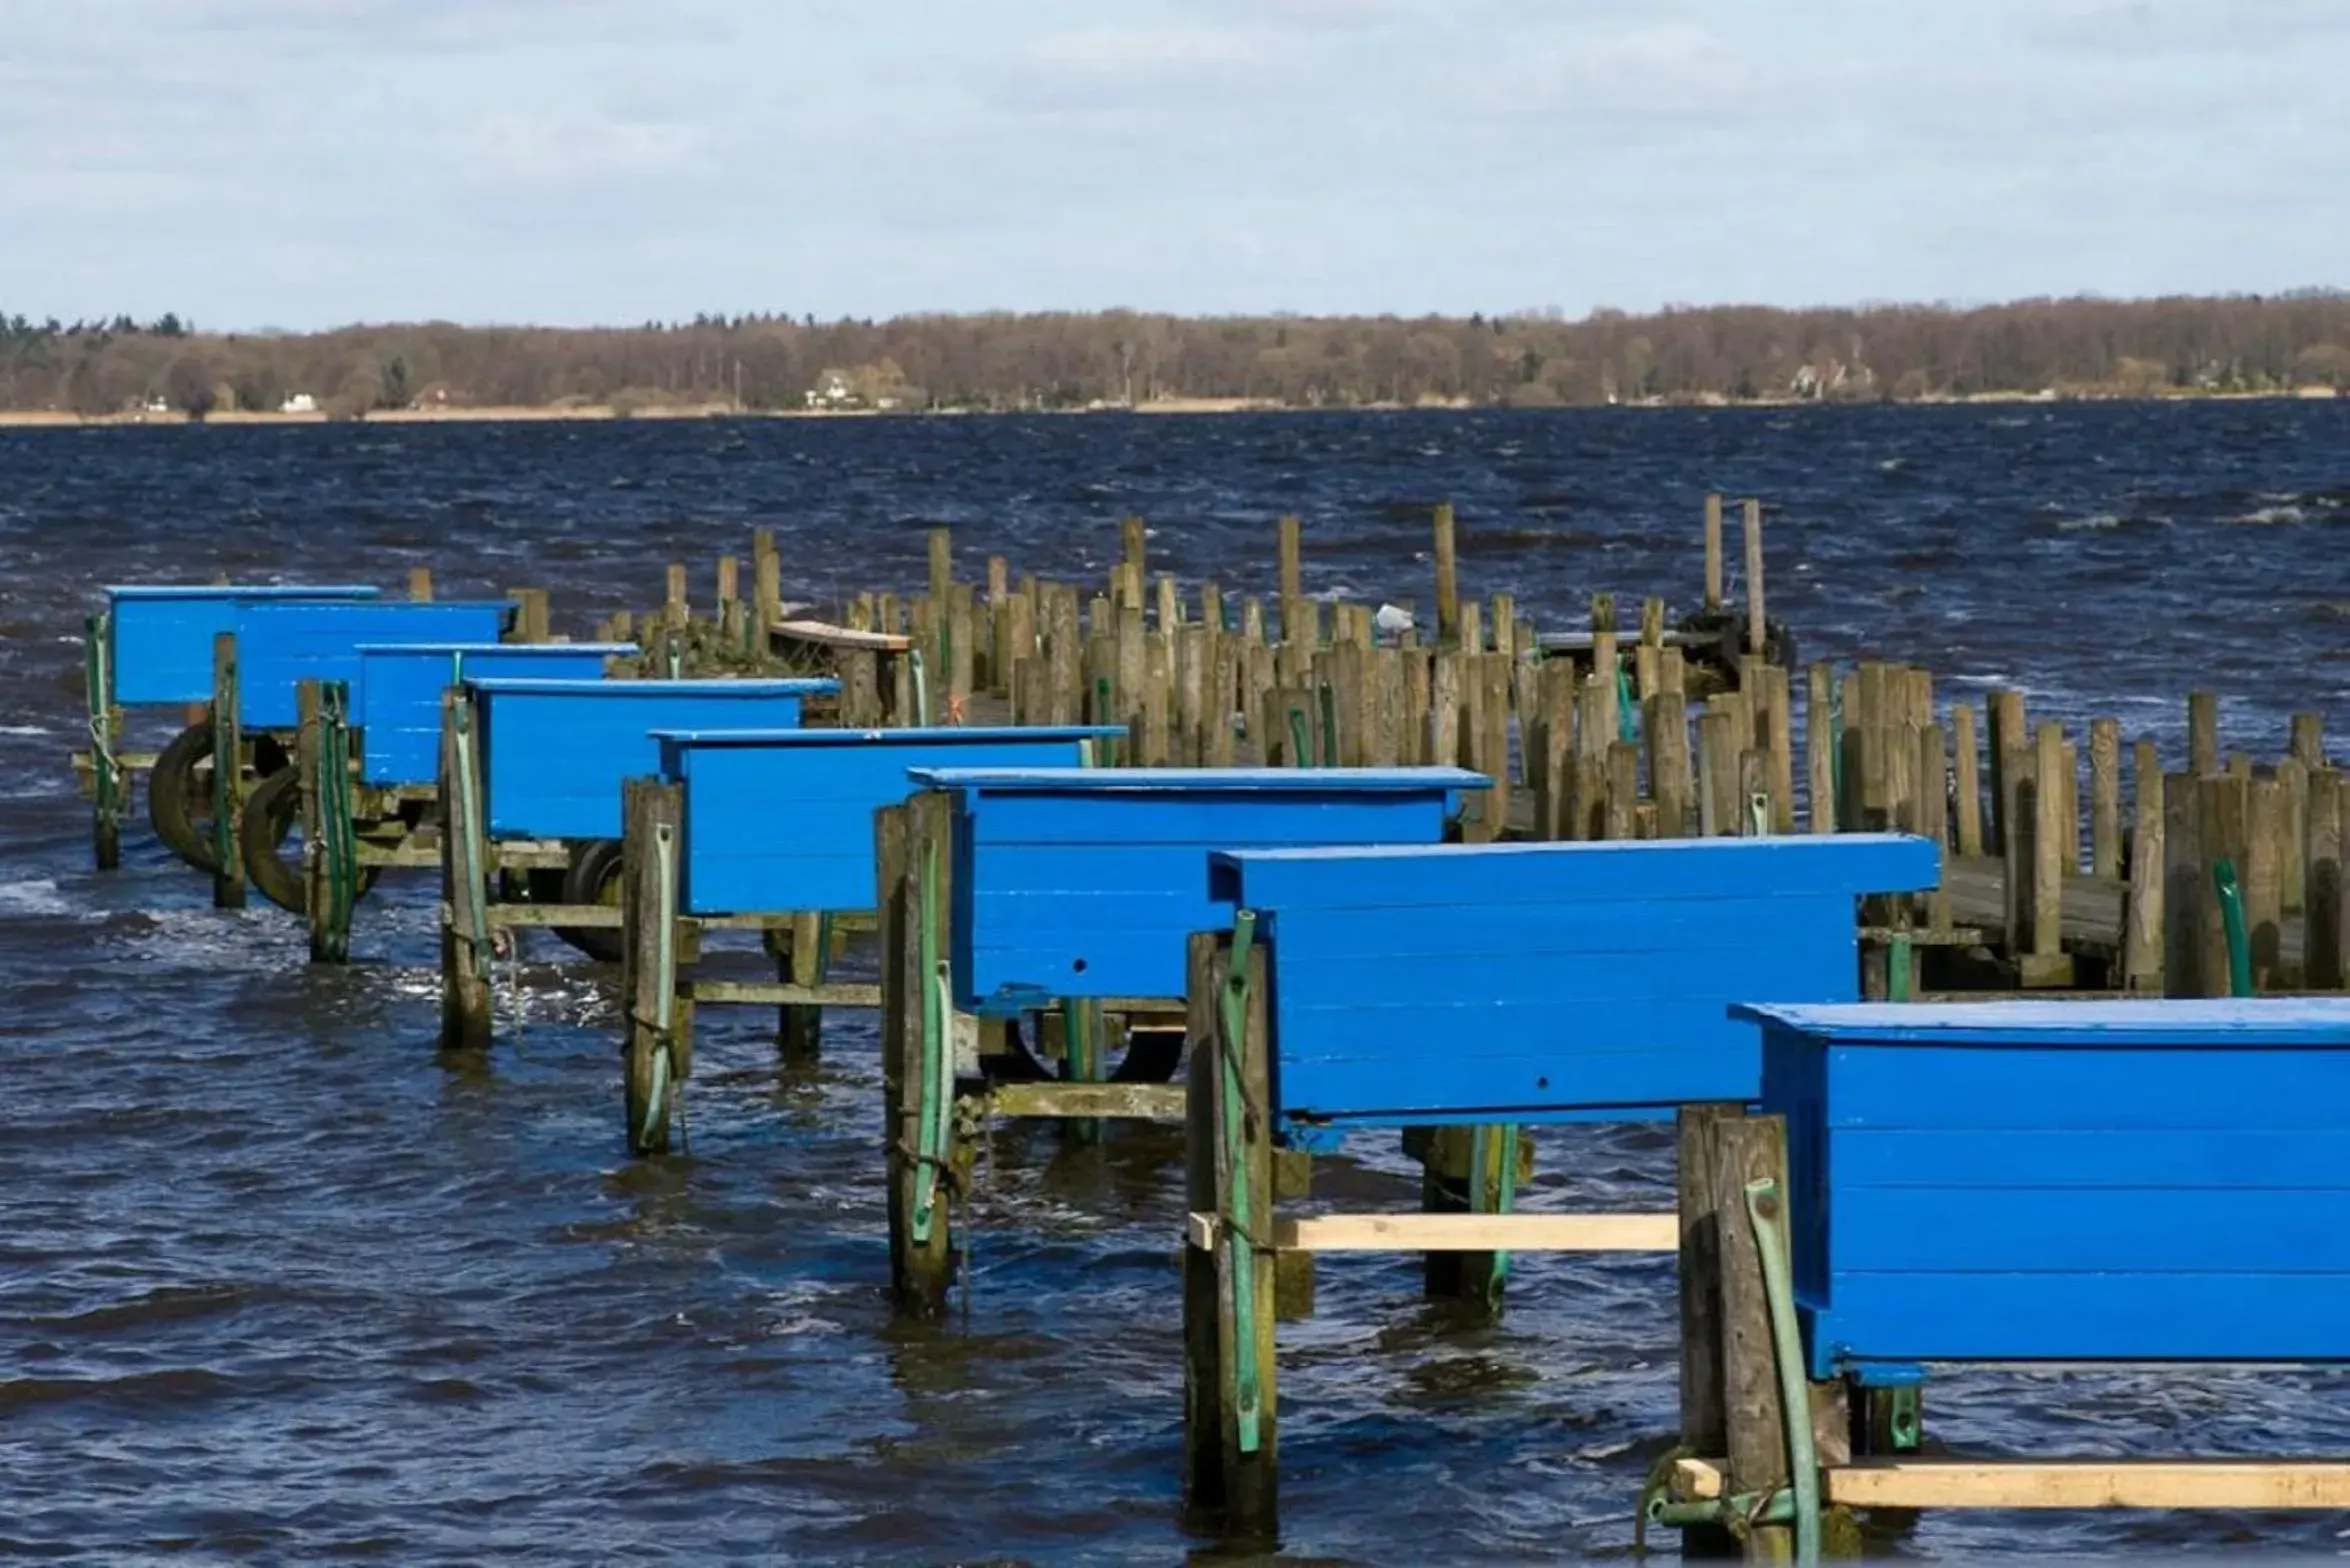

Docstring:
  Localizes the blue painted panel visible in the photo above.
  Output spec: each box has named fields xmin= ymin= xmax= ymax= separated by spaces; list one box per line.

xmin=354 ymin=643 xmax=634 ymax=786
xmin=107 ymin=585 xmax=379 ymax=706
xmin=657 ymin=727 xmax=1119 ymax=915
xmin=1750 ymin=999 xmax=2350 ymax=1374
xmin=474 ymin=682 xmax=823 ymax=841
xmin=1205 ymin=835 xmax=1937 ymax=1135
xmin=233 ymin=601 xmax=512 ymax=729
xmin=929 ymin=768 xmax=1480 ymax=1007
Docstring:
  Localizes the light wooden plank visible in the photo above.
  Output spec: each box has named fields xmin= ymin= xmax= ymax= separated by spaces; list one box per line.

xmin=488 ymin=903 xmax=623 ymax=929
xmin=772 ymin=618 xmax=913 ymax=653
xmin=1188 ymin=1210 xmax=1677 ymax=1254
xmin=689 ymin=980 xmax=882 ymax=1008
xmin=981 ymin=1082 xmax=1186 ymax=1122
xmin=1828 ymin=1458 xmax=2350 ymax=1510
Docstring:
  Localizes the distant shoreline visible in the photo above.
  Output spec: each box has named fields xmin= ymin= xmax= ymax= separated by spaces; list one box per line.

xmin=0 ymin=385 xmax=2337 ymax=430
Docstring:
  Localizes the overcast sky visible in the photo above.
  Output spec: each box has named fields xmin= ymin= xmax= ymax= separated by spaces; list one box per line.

xmin=4 ymin=0 xmax=2342 ymax=330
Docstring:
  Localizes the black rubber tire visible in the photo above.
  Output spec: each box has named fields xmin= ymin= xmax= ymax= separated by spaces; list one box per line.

xmin=240 ymin=766 xmax=382 ymax=915
xmin=554 ymin=839 xmax=626 ymax=962
xmin=148 ymin=722 xmax=219 ymax=872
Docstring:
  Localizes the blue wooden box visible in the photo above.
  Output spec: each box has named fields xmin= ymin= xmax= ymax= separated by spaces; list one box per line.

xmin=1208 ymin=834 xmax=1940 ymax=1147
xmin=233 ymin=599 xmax=515 ymax=729
xmin=471 ymin=679 xmax=838 ymax=841
xmin=1742 ymin=997 xmax=2350 ymax=1380
xmin=653 ymin=726 xmax=1125 ymax=916
xmin=353 ymin=642 xmax=637 ymax=787
xmin=106 ymin=584 xmax=380 ymax=706
xmin=913 ymin=766 xmax=1489 ymax=1011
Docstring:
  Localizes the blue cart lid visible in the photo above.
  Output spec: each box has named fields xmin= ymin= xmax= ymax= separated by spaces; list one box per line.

xmin=355 ymin=641 xmax=640 ymax=655
xmin=1733 ymin=997 xmax=2350 ymax=1048
xmin=908 ymin=765 xmax=1492 ymax=792
xmin=467 ymin=677 xmax=838 ymax=696
xmin=652 ymin=723 xmax=1121 ymax=746
xmin=106 ymin=583 xmax=381 ymax=600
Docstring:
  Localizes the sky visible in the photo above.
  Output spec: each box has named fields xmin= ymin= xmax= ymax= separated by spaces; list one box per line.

xmin=3 ymin=0 xmax=2344 ymax=331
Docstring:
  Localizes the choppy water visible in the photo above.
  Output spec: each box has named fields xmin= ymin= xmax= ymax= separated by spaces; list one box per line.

xmin=1 ymin=405 xmax=2348 ymax=1564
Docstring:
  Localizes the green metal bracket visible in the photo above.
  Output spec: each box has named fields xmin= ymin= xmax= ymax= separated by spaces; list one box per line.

xmin=1881 ymin=1384 xmax=1922 ymax=1452
xmin=1744 ymin=1176 xmax=1822 ymax=1566
xmin=1093 ymin=675 xmax=1116 ymax=765
xmin=2213 ymin=856 xmax=2253 ymax=997
xmin=450 ymin=704 xmax=492 ymax=960
xmin=911 ymin=647 xmax=932 ymax=728
xmin=911 ymin=835 xmax=954 ymax=1243
xmin=639 ymin=819 xmax=682 ymax=1151
xmin=1217 ymin=909 xmax=1266 ymax=1456
xmin=1615 ymin=661 xmax=1638 ymax=744
xmin=1287 ymin=704 xmax=1310 ymax=768
xmin=1748 ymin=789 xmax=1772 ymax=839
xmin=1469 ymin=1123 xmax=1522 ymax=1306
xmin=317 ymin=680 xmax=358 ymax=962
xmin=1887 ymin=930 xmax=1914 ymax=1002
xmin=1318 ymin=682 xmax=1338 ymax=765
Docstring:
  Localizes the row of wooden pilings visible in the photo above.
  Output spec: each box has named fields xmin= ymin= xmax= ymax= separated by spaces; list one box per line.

xmin=610 ymin=504 xmax=2344 ymax=1000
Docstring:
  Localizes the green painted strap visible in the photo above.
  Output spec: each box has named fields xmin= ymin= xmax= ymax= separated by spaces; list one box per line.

xmin=84 ymin=612 xmax=117 ymax=821
xmin=1887 ymin=931 xmax=1914 ymax=1002
xmin=1217 ymin=910 xmax=1266 ymax=1455
xmin=2213 ymin=856 xmax=2253 ymax=997
xmin=910 ymin=647 xmax=932 ymax=727
xmin=1318 ymin=683 xmax=1338 ymax=765
xmin=1286 ymin=704 xmax=1310 ymax=768
xmin=1615 ymin=662 xmax=1638 ymax=744
xmin=1470 ymin=1123 xmax=1523 ymax=1297
xmin=1743 ymin=1177 xmax=1822 ymax=1566
xmin=911 ymin=836 xmax=948 ymax=1242
xmin=319 ymin=681 xmax=358 ymax=956
xmin=450 ymin=707 xmax=492 ymax=957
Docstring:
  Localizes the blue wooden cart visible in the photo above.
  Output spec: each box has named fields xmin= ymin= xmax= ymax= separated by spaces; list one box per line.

xmin=879 ymin=765 xmax=1491 ymax=1311
xmin=437 ymin=677 xmax=837 ymax=1049
xmin=1639 ymin=996 xmax=2350 ymax=1557
xmin=613 ymin=726 xmax=1127 ymax=1153
xmin=1179 ymin=833 xmax=1940 ymax=1538
xmin=76 ymin=583 xmax=379 ymax=869
xmin=244 ymin=641 xmax=639 ymax=959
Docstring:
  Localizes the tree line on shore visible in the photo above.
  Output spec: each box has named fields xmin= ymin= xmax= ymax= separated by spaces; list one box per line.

xmin=3 ymin=292 xmax=2347 ymax=418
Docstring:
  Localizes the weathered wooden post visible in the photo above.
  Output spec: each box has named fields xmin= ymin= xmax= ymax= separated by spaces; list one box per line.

xmin=1182 ymin=926 xmax=1279 ymax=1541
xmin=621 ymin=777 xmax=690 ymax=1154
xmin=83 ymin=611 xmax=122 ymax=869
xmin=1703 ymin=492 xmax=1725 ymax=614
xmin=2308 ymin=770 xmax=2347 ymax=990
xmin=2188 ymin=691 xmax=2220 ymax=777
xmin=881 ymin=791 xmax=966 ymax=1315
xmin=777 ymin=909 xmax=827 ymax=1060
xmin=437 ymin=689 xmax=495 ymax=1050
xmin=407 ymin=566 xmax=434 ymax=602
xmin=2124 ymin=738 xmax=2165 ymax=990
xmin=1432 ymin=501 xmax=1460 ymax=648
xmin=1741 ymin=497 xmax=1766 ymax=658
xmin=210 ymin=631 xmax=245 ymax=909
xmin=1806 ymin=663 xmax=1837 ymax=835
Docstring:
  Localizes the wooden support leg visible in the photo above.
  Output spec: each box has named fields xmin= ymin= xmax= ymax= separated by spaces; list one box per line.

xmin=1181 ymin=929 xmax=1278 ymax=1541
xmin=85 ymin=612 xmax=120 ymax=870
xmin=883 ymin=794 xmax=959 ymax=1314
xmin=437 ymin=690 xmax=494 ymax=1050
xmin=1677 ymin=1104 xmax=1742 ymax=1559
xmin=780 ymin=909 xmax=825 ymax=1061
xmin=1062 ymin=996 xmax=1103 ymax=1146
xmin=210 ymin=632 xmax=245 ymax=909
xmin=298 ymin=681 xmax=330 ymax=959
xmin=621 ymin=778 xmax=688 ymax=1155
xmin=1273 ymin=1150 xmax=1315 ymax=1320
xmin=1414 ymin=1124 xmax=1528 ymax=1311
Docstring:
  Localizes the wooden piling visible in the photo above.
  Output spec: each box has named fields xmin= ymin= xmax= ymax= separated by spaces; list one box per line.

xmin=779 ymin=909 xmax=826 ymax=1059
xmin=2028 ymin=722 xmax=2067 ymax=971
xmin=2292 ymin=713 xmax=2327 ymax=771
xmin=296 ymin=680 xmax=332 ymax=960
xmin=1987 ymin=689 xmax=2025 ymax=854
xmin=407 ymin=566 xmax=434 ymax=602
xmin=1698 ymin=711 xmax=1738 ymax=837
xmin=2196 ymin=772 xmax=2251 ymax=996
xmin=1606 ymin=740 xmax=1641 ymax=841
xmin=210 ymin=632 xmax=244 ymax=909
xmin=881 ymin=795 xmax=961 ymax=1313
xmin=1183 ymin=928 xmax=1278 ymax=1540
xmin=2308 ymin=771 xmax=2347 ymax=990
xmin=1950 ymin=701 xmax=1983 ymax=857
xmin=2248 ymin=778 xmax=2287 ymax=986
xmin=621 ymin=777 xmax=689 ymax=1154
xmin=1714 ymin=1113 xmax=1796 ymax=1563
xmin=664 ymin=564 xmax=689 ymax=630
xmin=1433 ymin=502 xmax=1460 ymax=648
xmin=2124 ymin=738 xmax=2164 ymax=990
xmin=1806 ymin=664 xmax=1836 ymax=834
xmin=2188 ymin=691 xmax=2219 ymax=776
xmin=437 ymin=689 xmax=494 ymax=1050
xmin=1740 ymin=498 xmax=1766 ymax=657
xmin=1702 ymin=493 xmax=1725 ymax=613
xmin=1648 ymin=692 xmax=1693 ymax=839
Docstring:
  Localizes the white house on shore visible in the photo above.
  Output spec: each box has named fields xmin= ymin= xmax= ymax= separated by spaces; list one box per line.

xmin=280 ymin=392 xmax=318 ymax=414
